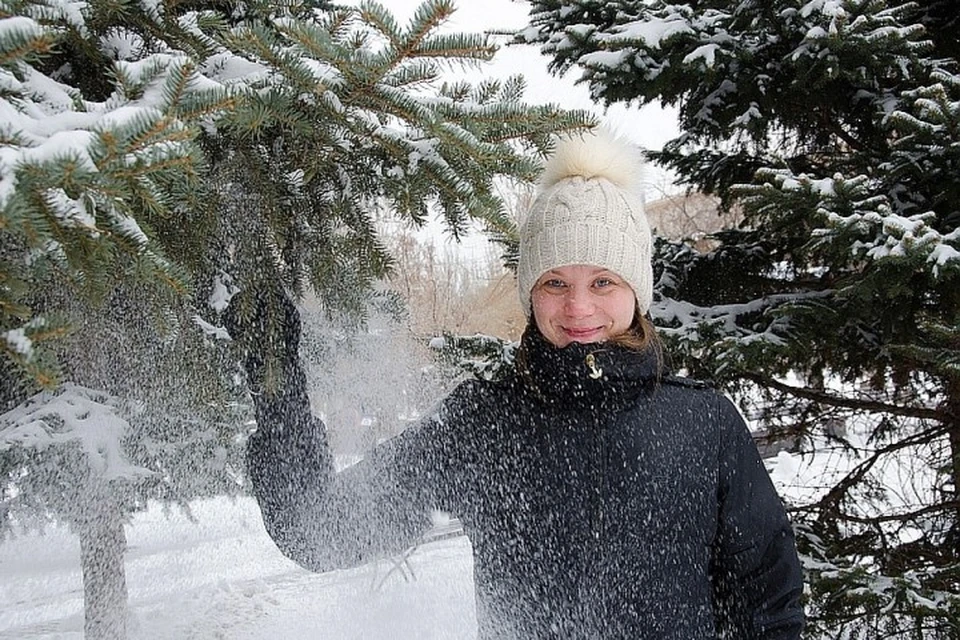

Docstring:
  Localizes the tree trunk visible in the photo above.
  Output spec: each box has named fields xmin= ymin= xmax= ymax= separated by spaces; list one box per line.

xmin=75 ymin=493 xmax=128 ymax=640
xmin=947 ymin=379 xmax=960 ymax=553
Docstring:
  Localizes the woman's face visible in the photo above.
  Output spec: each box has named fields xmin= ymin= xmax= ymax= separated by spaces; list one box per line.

xmin=531 ymin=264 xmax=637 ymax=348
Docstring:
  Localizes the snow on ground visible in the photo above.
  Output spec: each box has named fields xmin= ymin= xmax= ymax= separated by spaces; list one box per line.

xmin=0 ymin=435 xmax=899 ymax=640
xmin=0 ymin=497 xmax=477 ymax=640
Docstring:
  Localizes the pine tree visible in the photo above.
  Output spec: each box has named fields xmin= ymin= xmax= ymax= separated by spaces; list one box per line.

xmin=2 ymin=1 xmax=243 ymax=636
xmin=3 ymin=0 xmax=592 ymax=637
xmin=0 ymin=0 xmax=231 ymax=386
xmin=525 ymin=1 xmax=959 ymax=636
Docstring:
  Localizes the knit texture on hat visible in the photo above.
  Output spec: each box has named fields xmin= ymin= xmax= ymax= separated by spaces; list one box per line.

xmin=518 ymin=130 xmax=653 ymax=316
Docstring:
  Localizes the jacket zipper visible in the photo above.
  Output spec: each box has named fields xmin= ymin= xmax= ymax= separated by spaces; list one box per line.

xmin=586 ymin=351 xmax=606 ymax=626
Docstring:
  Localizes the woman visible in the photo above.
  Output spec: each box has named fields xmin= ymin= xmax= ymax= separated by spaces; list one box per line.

xmin=247 ymin=131 xmax=805 ymax=638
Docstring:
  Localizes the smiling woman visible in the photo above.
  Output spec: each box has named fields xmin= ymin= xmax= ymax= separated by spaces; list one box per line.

xmin=531 ymin=265 xmax=637 ymax=347
xmin=248 ymin=129 xmax=805 ymax=639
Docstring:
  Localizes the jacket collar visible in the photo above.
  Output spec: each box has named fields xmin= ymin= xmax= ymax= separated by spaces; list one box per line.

xmin=514 ymin=324 xmax=664 ymax=413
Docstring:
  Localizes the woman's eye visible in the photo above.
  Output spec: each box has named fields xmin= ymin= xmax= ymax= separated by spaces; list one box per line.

xmin=538 ymin=278 xmax=567 ymax=292
xmin=594 ymin=278 xmax=613 ymax=288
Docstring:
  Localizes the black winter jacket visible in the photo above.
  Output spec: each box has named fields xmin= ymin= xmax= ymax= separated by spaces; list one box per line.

xmin=247 ymin=330 xmax=805 ymax=639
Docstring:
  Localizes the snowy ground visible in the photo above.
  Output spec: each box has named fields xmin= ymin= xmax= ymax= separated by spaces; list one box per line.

xmin=0 ymin=438 xmax=905 ymax=640
xmin=0 ymin=497 xmax=477 ymax=640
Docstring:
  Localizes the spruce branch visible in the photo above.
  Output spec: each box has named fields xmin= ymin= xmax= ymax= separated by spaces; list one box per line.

xmin=358 ymin=0 xmax=401 ymax=50
xmin=402 ymin=0 xmax=456 ymax=55
xmin=835 ymin=499 xmax=960 ymax=526
xmin=802 ymin=422 xmax=951 ymax=521
xmin=741 ymin=373 xmax=947 ymax=421
xmin=317 ymin=7 xmax=353 ymax=41
xmin=409 ymin=33 xmax=496 ymax=63
xmin=382 ymin=59 xmax=438 ymax=88
xmin=273 ymin=19 xmax=341 ymax=70
xmin=0 ymin=16 xmax=55 ymax=66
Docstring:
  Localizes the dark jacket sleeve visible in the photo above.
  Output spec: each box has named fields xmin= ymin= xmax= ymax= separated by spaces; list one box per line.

xmin=711 ymin=394 xmax=805 ymax=639
xmin=246 ymin=383 xmax=476 ymax=573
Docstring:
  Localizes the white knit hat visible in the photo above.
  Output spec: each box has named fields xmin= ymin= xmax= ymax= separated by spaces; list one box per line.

xmin=518 ymin=129 xmax=653 ymax=316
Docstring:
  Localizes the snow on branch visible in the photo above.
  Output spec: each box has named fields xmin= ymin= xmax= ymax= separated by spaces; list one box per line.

xmin=744 ymin=170 xmax=960 ymax=278
xmin=654 ymin=289 xmax=832 ymax=341
xmin=0 ymin=383 xmax=153 ymax=482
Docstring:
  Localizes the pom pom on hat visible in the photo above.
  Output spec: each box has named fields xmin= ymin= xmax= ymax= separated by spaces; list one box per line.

xmin=518 ymin=129 xmax=653 ymax=317
xmin=538 ymin=128 xmax=643 ymax=192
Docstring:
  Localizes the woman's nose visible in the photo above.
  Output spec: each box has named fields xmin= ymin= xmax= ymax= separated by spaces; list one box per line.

xmin=564 ymin=287 xmax=594 ymax=316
